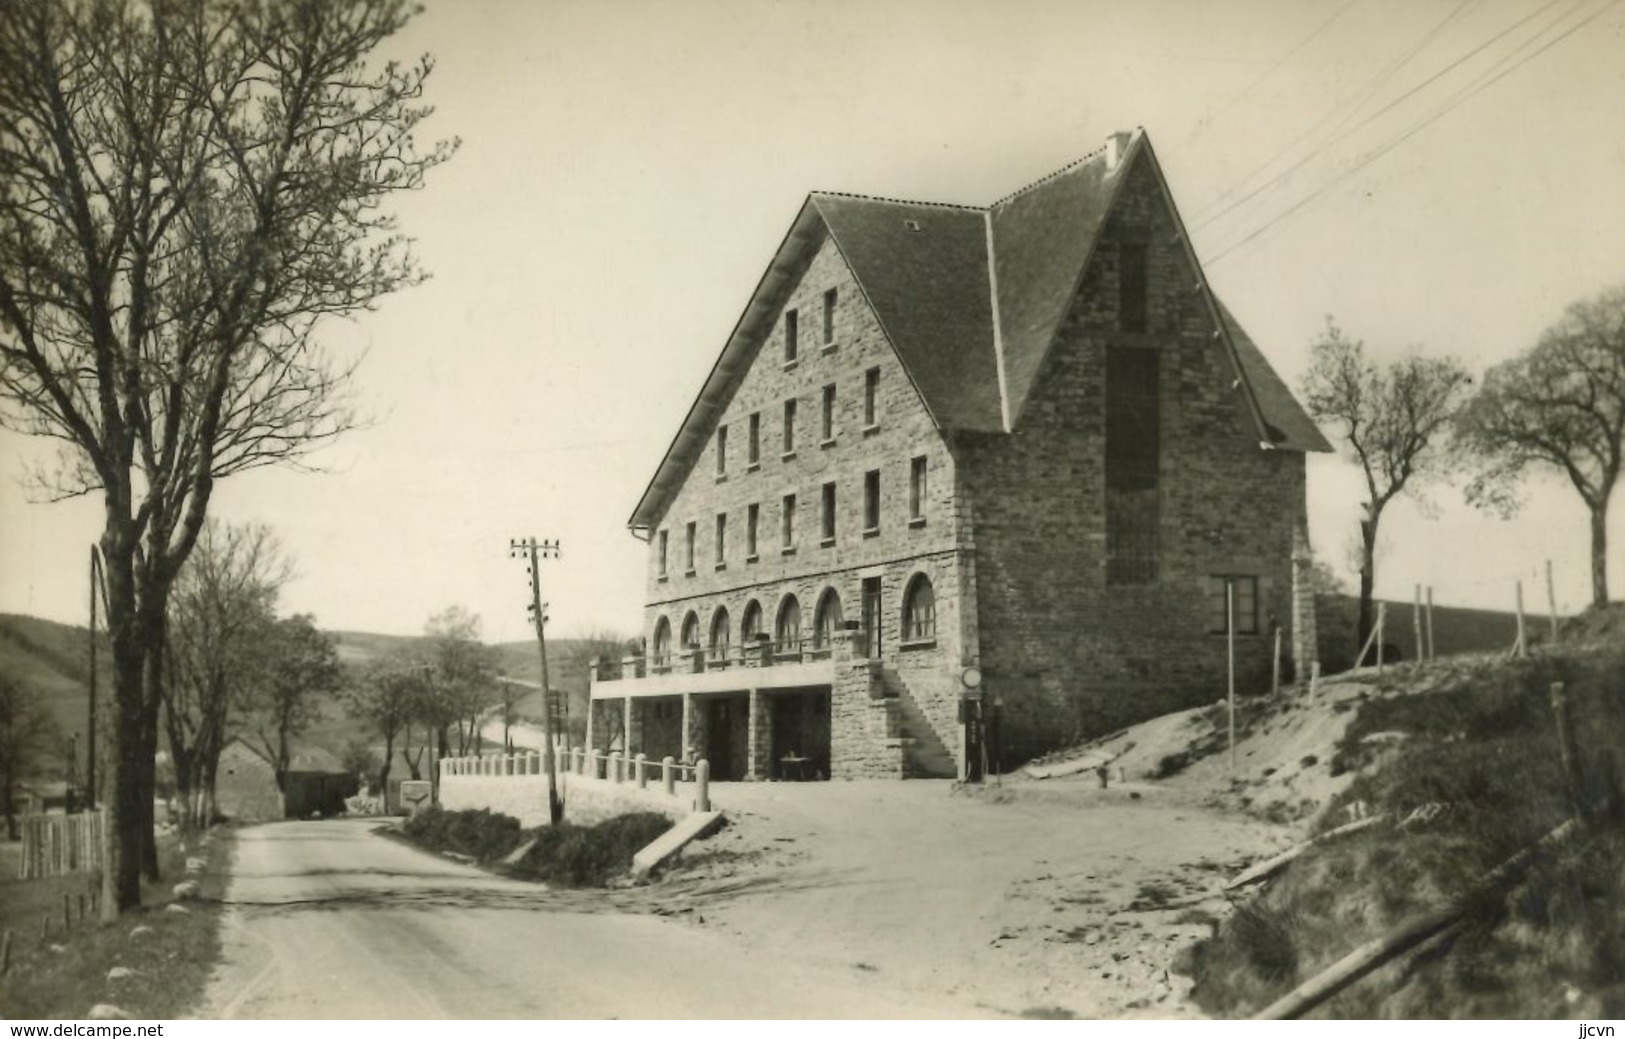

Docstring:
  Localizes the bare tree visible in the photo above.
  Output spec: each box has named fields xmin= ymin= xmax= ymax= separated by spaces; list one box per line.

xmin=0 ymin=0 xmax=454 ymax=906
xmin=1300 ymin=319 xmax=1472 ymax=657
xmin=421 ymin=606 xmax=496 ymax=766
xmin=346 ymin=659 xmax=417 ymax=795
xmin=1457 ymin=285 xmax=1625 ymax=607
xmin=237 ymin=614 xmax=342 ymax=783
xmin=0 ymin=673 xmax=61 ymax=839
xmin=552 ymin=627 xmax=634 ymax=746
xmin=164 ymin=520 xmax=287 ymax=829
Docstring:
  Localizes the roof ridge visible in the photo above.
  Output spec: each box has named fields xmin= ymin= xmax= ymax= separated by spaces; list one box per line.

xmin=990 ymin=144 xmax=1108 ymax=208
xmin=811 ymin=189 xmax=986 ymax=213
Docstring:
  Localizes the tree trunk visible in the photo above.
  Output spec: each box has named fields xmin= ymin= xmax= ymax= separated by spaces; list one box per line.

xmin=1591 ymin=504 xmax=1610 ymax=607
xmin=1356 ymin=517 xmax=1378 ymax=663
xmin=103 ymin=526 xmax=149 ymax=910
xmin=2 ymin=759 xmax=15 ymax=840
xmin=377 ymin=731 xmax=395 ymax=797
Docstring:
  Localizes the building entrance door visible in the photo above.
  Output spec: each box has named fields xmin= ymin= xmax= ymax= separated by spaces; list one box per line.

xmin=862 ymin=577 xmax=883 ymax=659
xmin=705 ymin=698 xmax=737 ymax=779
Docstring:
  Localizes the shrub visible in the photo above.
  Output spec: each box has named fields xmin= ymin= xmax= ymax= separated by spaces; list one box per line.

xmin=402 ymin=807 xmax=523 ymax=863
xmin=510 ymin=812 xmax=673 ymax=887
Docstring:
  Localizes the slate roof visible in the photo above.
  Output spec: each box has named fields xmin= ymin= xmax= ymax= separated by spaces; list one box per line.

xmin=629 ymin=129 xmax=1330 ymax=530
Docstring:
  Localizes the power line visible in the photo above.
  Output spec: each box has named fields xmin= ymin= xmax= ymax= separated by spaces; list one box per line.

xmin=1193 ymin=0 xmax=1570 ymax=234
xmin=1180 ymin=0 xmax=1364 ymax=149
xmin=1204 ymin=0 xmax=1620 ymax=267
xmin=1189 ymin=0 xmax=1478 ymax=226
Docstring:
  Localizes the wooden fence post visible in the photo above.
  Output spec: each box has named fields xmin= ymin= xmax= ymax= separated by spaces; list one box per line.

xmin=1425 ymin=586 xmax=1436 ymax=661
xmin=662 ymin=756 xmax=676 ymax=797
xmin=1550 ymin=681 xmax=1586 ymax=823
xmin=1515 ymin=580 xmax=1527 ymax=658
xmin=635 ymin=752 xmax=648 ymax=790
xmin=1413 ymin=584 xmax=1424 ymax=666
xmin=1546 ymin=559 xmax=1559 ymax=644
xmin=1271 ymin=627 xmax=1282 ymax=698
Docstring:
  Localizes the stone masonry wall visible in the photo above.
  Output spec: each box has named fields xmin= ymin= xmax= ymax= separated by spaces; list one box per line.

xmin=632 ymin=230 xmax=970 ymax=773
xmin=959 ymin=151 xmax=1308 ymax=763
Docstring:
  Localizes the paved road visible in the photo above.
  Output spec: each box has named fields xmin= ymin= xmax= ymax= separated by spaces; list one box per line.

xmin=203 ymin=818 xmax=978 ymax=1019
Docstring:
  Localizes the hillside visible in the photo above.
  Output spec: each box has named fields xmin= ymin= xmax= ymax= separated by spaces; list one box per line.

xmin=1020 ymin=604 xmax=1625 ymax=1018
xmin=0 ymin=614 xmax=627 ymax=778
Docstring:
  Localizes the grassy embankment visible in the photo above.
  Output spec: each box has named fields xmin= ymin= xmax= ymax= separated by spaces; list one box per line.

xmin=400 ymin=807 xmax=672 ymax=887
xmin=1181 ymin=638 xmax=1625 ymax=1018
xmin=0 ymin=826 xmax=233 ymax=1019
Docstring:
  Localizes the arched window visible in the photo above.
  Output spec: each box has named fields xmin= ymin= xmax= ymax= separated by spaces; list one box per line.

xmin=741 ymin=600 xmax=764 ymax=645
xmin=652 ymin=616 xmax=672 ymax=667
xmin=813 ymin=588 xmax=843 ymax=652
xmin=903 ymin=574 xmax=936 ymax=642
xmin=775 ymin=595 xmax=802 ymax=653
xmin=709 ymin=607 xmax=731 ymax=664
xmin=680 ymin=611 xmax=700 ymax=652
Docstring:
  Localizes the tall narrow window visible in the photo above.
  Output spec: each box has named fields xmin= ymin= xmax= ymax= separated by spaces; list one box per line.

xmin=783 ymin=398 xmax=797 ymax=455
xmin=781 ymin=493 xmax=796 ymax=549
xmin=821 ymin=481 xmax=837 ymax=544
xmin=863 ymin=469 xmax=881 ymax=533
xmin=684 ymin=521 xmax=697 ymax=574
xmin=822 ymin=288 xmax=837 ymax=346
xmin=784 ymin=309 xmax=799 ymax=364
xmin=1106 ymin=347 xmax=1159 ymax=584
xmin=746 ymin=503 xmax=759 ymax=559
xmin=821 ymin=384 xmax=836 ymax=442
xmin=748 ymin=412 xmax=760 ymax=466
xmin=715 ymin=425 xmax=727 ymax=476
xmin=903 ymin=574 xmax=936 ymax=642
xmin=715 ymin=512 xmax=727 ymax=567
xmin=864 ymin=367 xmax=880 ymax=427
xmin=1119 ymin=242 xmax=1148 ymax=333
xmin=909 ymin=456 xmax=928 ymax=521
xmin=657 ymin=530 xmax=668 ymax=578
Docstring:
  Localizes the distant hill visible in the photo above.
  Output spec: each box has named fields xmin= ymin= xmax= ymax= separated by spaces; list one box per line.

xmin=0 ymin=613 xmax=105 ymax=765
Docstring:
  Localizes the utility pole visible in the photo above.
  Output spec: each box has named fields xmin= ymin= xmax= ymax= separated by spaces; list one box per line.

xmin=511 ymin=537 xmax=563 ymax=824
xmin=87 ymin=546 xmax=103 ymax=810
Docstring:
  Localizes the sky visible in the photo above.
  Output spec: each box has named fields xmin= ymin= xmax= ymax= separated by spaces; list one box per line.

xmin=2 ymin=0 xmax=1623 ymax=645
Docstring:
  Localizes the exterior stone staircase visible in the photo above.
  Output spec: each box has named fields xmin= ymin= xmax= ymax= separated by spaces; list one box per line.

xmin=875 ymin=667 xmax=958 ymax=779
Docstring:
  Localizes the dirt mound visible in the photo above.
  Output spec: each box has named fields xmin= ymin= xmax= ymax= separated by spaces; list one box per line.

xmin=1560 ymin=602 xmax=1625 ymax=645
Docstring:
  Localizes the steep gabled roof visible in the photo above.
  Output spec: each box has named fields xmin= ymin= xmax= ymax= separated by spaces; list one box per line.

xmin=627 ymin=130 xmax=1329 ymax=531
xmin=988 ymin=148 xmax=1122 ymax=423
xmin=814 ymin=194 xmax=1002 ymax=432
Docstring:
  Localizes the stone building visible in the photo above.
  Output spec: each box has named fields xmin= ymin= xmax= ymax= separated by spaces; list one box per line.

xmin=588 ymin=129 xmax=1329 ymax=781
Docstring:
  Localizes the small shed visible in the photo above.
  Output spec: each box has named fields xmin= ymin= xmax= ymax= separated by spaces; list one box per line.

xmin=214 ymin=737 xmax=357 ymax=821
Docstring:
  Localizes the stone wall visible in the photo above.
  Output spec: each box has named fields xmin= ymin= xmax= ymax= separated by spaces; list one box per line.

xmin=958 ymin=150 xmax=1307 ymax=763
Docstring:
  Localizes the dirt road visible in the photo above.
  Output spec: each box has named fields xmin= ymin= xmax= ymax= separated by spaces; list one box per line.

xmin=203 ymin=818 xmax=985 ymax=1019
xmin=654 ymin=780 xmax=1292 ymax=1018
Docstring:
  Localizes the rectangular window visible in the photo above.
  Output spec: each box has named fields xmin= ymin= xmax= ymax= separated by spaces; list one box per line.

xmin=864 ymin=469 xmax=880 ymax=532
xmin=781 ymin=493 xmax=796 ymax=549
xmin=784 ymin=309 xmax=799 ymax=364
xmin=822 ymin=288 xmax=837 ymax=346
xmin=1120 ymin=242 xmax=1148 ymax=334
xmin=821 ymin=481 xmax=837 ymax=544
xmin=783 ymin=398 xmax=797 ymax=455
xmin=821 ymin=384 xmax=836 ymax=442
xmin=746 ymin=503 xmax=759 ymax=559
xmin=1207 ymin=576 xmax=1259 ymax=635
xmin=909 ymin=456 xmax=927 ymax=521
xmin=657 ymin=530 xmax=668 ymax=578
xmin=684 ymin=521 xmax=696 ymax=574
xmin=715 ymin=425 xmax=727 ymax=477
xmin=864 ymin=367 xmax=880 ymax=427
xmin=748 ymin=412 xmax=760 ymax=466
xmin=715 ymin=513 xmax=727 ymax=567
xmin=1106 ymin=347 xmax=1160 ymax=584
